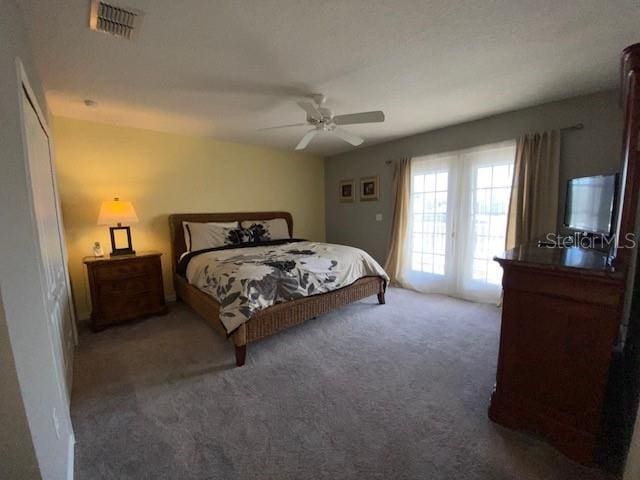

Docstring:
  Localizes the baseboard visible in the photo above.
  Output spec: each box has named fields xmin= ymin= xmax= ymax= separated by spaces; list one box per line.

xmin=66 ymin=432 xmax=75 ymax=480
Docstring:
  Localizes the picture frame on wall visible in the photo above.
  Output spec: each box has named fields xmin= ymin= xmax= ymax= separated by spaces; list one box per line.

xmin=339 ymin=179 xmax=355 ymax=203
xmin=360 ymin=176 xmax=379 ymax=201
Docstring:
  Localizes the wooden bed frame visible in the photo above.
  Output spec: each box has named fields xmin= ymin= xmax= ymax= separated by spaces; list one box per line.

xmin=168 ymin=212 xmax=386 ymax=366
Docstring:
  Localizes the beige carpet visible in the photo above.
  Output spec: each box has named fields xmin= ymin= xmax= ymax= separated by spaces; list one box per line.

xmin=71 ymin=287 xmax=612 ymax=479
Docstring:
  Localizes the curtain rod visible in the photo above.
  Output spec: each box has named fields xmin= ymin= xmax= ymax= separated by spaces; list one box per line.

xmin=560 ymin=123 xmax=584 ymax=132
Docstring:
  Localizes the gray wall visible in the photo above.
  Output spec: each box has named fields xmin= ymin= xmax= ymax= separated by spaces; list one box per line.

xmin=325 ymin=90 xmax=623 ymax=263
xmin=0 ymin=0 xmax=74 ymax=478
xmin=0 ymin=291 xmax=40 ymax=479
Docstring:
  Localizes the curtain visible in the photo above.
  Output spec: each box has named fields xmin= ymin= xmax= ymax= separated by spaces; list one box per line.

xmin=506 ymin=130 xmax=560 ymax=250
xmin=384 ymin=158 xmax=411 ymax=284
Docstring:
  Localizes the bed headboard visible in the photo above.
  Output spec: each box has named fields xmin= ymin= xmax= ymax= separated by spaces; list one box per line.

xmin=168 ymin=211 xmax=293 ymax=273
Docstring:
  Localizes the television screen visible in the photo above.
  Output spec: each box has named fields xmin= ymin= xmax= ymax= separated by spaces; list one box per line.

xmin=564 ymin=174 xmax=618 ymax=235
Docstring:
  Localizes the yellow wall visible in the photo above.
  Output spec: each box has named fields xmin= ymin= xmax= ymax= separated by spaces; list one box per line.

xmin=53 ymin=116 xmax=325 ymax=320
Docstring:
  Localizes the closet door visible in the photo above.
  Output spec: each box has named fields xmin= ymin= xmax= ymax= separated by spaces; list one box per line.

xmin=21 ymin=88 xmax=75 ymax=403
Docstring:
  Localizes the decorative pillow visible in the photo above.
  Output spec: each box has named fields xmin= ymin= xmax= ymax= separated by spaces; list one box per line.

xmin=183 ymin=221 xmax=239 ymax=251
xmin=225 ymin=226 xmax=252 ymax=245
xmin=240 ymin=218 xmax=290 ymax=242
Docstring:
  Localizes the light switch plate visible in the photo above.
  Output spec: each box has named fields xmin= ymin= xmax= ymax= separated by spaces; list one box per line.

xmin=375 ymin=214 xmax=383 ymax=221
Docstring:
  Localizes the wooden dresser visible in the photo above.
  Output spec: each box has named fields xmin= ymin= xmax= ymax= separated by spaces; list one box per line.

xmin=84 ymin=252 xmax=167 ymax=330
xmin=491 ymin=246 xmax=625 ymax=464
xmin=489 ymin=43 xmax=640 ymax=468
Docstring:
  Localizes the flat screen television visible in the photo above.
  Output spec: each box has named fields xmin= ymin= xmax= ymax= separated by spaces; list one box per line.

xmin=564 ymin=174 xmax=619 ymax=235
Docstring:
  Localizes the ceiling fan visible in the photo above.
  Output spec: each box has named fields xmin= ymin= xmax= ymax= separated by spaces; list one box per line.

xmin=261 ymin=94 xmax=385 ymax=150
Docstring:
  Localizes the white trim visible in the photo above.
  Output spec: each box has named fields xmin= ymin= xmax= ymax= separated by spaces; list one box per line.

xmin=16 ymin=61 xmax=49 ymax=135
xmin=66 ymin=432 xmax=75 ymax=480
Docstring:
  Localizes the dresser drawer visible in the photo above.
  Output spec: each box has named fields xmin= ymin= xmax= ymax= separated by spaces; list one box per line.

xmin=93 ymin=259 xmax=157 ymax=281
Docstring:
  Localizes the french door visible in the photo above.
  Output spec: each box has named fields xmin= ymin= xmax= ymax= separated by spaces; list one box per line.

xmin=404 ymin=141 xmax=516 ymax=303
xmin=408 ymin=153 xmax=457 ymax=293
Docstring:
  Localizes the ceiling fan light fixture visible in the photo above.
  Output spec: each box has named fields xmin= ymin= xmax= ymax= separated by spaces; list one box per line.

xmin=265 ymin=94 xmax=385 ymax=150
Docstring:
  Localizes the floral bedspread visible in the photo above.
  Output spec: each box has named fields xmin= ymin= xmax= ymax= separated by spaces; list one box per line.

xmin=184 ymin=241 xmax=388 ymax=334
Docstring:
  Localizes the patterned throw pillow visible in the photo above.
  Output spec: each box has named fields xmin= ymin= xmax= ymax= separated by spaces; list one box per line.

xmin=245 ymin=223 xmax=271 ymax=242
xmin=225 ymin=226 xmax=252 ymax=245
xmin=225 ymin=224 xmax=269 ymax=244
xmin=240 ymin=219 xmax=290 ymax=241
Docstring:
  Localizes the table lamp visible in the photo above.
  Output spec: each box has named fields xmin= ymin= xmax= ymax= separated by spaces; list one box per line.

xmin=97 ymin=197 xmax=139 ymax=256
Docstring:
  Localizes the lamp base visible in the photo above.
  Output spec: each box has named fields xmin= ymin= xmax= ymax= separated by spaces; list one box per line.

xmin=110 ymin=248 xmax=136 ymax=257
xmin=109 ymin=225 xmax=135 ymax=256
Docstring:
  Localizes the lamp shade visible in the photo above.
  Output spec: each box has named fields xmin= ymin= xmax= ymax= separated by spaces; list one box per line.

xmin=97 ymin=198 xmax=139 ymax=226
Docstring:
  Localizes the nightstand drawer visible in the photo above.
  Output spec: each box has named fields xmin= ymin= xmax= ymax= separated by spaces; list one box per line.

xmin=93 ymin=259 xmax=157 ymax=281
xmin=97 ymin=275 xmax=156 ymax=296
xmin=100 ymin=292 xmax=164 ymax=320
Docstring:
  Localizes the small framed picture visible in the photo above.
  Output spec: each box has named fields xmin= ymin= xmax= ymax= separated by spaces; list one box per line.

xmin=360 ymin=176 xmax=379 ymax=201
xmin=339 ymin=179 xmax=355 ymax=203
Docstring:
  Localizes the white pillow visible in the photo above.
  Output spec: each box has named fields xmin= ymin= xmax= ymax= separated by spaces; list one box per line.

xmin=240 ymin=218 xmax=290 ymax=241
xmin=183 ymin=221 xmax=238 ymax=252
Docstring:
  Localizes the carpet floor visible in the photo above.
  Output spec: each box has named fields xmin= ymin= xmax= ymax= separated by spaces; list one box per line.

xmin=72 ymin=287 xmax=613 ymax=480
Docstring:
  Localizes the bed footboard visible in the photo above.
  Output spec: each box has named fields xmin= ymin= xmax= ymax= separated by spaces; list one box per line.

xmin=175 ymin=274 xmax=386 ymax=366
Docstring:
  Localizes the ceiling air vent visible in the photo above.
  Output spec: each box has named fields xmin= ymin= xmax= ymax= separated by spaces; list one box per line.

xmin=89 ymin=0 xmax=143 ymax=40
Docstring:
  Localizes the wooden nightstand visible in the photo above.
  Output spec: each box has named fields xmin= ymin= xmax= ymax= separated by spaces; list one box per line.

xmin=83 ymin=252 xmax=167 ymax=330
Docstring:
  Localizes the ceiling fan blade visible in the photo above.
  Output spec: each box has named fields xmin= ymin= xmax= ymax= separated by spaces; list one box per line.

xmin=332 ymin=127 xmax=364 ymax=146
xmin=297 ymin=101 xmax=322 ymax=120
xmin=295 ymin=129 xmax=318 ymax=150
xmin=333 ymin=110 xmax=385 ymax=125
xmin=258 ymin=123 xmax=308 ymax=131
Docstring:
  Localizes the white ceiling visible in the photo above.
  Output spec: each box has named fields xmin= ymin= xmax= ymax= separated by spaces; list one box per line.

xmin=19 ymin=0 xmax=640 ymax=155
